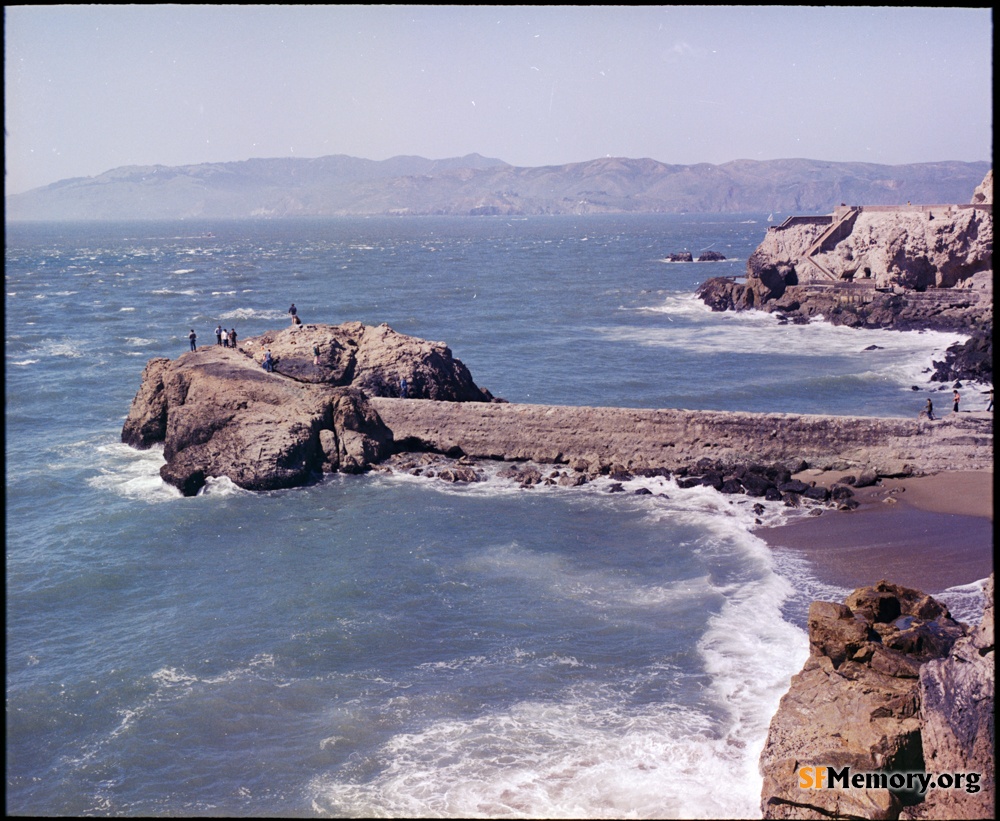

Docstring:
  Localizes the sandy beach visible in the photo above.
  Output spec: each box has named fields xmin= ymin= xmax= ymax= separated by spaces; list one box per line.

xmin=756 ymin=469 xmax=993 ymax=594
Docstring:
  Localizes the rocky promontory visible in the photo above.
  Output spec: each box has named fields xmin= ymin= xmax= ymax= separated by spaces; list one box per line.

xmin=698 ymin=172 xmax=993 ymax=384
xmin=760 ymin=576 xmax=994 ymax=820
xmin=121 ymin=322 xmax=496 ymax=495
xmin=122 ymin=321 xmax=993 ymax=496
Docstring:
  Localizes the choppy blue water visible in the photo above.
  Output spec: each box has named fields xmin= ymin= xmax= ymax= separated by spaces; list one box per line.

xmin=5 ymin=215 xmax=986 ymax=817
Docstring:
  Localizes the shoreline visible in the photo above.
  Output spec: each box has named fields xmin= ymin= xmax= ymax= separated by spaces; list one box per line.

xmin=755 ymin=469 xmax=993 ymax=595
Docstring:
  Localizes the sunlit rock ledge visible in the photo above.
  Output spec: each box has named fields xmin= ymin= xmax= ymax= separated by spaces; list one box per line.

xmin=121 ymin=322 xmax=992 ymax=497
xmin=759 ymin=576 xmax=994 ymax=820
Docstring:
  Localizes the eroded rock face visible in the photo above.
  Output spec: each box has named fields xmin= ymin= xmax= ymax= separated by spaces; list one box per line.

xmin=971 ymin=169 xmax=992 ymax=205
xmin=700 ymin=174 xmax=994 ymax=344
xmin=121 ymin=322 xmax=490 ymax=495
xmin=903 ymin=576 xmax=994 ymax=820
xmin=759 ymin=580 xmax=992 ymax=820
xmin=242 ymin=320 xmax=494 ymax=402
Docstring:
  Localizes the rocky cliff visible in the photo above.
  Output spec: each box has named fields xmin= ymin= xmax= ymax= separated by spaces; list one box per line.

xmin=698 ymin=173 xmax=993 ymax=383
xmin=759 ymin=577 xmax=994 ymax=820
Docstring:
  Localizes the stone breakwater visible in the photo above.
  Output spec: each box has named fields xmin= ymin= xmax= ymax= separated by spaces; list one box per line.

xmin=760 ymin=576 xmax=994 ymax=820
xmin=369 ymin=397 xmax=993 ymax=480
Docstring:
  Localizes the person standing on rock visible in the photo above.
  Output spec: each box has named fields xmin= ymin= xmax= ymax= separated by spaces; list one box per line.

xmin=953 ymin=389 xmax=961 ymax=413
xmin=313 ymin=344 xmax=321 ymax=366
xmin=188 ymin=329 xmax=197 ymax=351
xmin=229 ymin=327 xmax=237 ymax=349
xmin=215 ymin=324 xmax=223 ymax=345
xmin=288 ymin=303 xmax=297 ymax=324
xmin=923 ymin=398 xmax=935 ymax=420
xmin=399 ymin=377 xmax=409 ymax=398
xmin=986 ymin=389 xmax=993 ymax=412
xmin=263 ymin=350 xmax=274 ymax=372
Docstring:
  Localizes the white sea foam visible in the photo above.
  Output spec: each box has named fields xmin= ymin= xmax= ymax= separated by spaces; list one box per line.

xmin=607 ymin=306 xmax=965 ymax=361
xmin=151 ymin=288 xmax=199 ymax=296
xmin=86 ymin=443 xmax=181 ymax=502
xmin=40 ymin=342 xmax=84 ymax=359
xmin=198 ymin=475 xmax=251 ymax=496
xmin=310 ymin=469 xmax=809 ymax=818
xmin=308 ymin=684 xmax=769 ymax=818
xmin=219 ymin=307 xmax=284 ymax=321
xmin=934 ymin=578 xmax=990 ymax=625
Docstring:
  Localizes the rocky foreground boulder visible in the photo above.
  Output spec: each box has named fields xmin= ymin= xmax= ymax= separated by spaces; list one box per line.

xmin=121 ymin=322 xmax=494 ymax=495
xmin=759 ymin=577 xmax=994 ymax=820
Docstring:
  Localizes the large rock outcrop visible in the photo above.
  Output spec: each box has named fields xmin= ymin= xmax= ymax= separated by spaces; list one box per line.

xmin=759 ymin=578 xmax=994 ymax=820
xmin=121 ymin=322 xmax=492 ymax=495
xmin=698 ymin=173 xmax=993 ymax=383
xmin=698 ymin=206 xmax=993 ymax=334
xmin=242 ymin=320 xmax=494 ymax=401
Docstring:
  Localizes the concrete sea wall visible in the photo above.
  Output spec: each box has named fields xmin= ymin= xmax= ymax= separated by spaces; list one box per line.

xmin=370 ymin=398 xmax=993 ymax=477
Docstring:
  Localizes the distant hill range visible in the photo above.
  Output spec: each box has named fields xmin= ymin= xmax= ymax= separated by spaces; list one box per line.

xmin=5 ymin=154 xmax=991 ymax=221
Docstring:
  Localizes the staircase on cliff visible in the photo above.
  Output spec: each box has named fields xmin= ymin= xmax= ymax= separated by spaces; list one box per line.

xmin=798 ymin=206 xmax=861 ymax=281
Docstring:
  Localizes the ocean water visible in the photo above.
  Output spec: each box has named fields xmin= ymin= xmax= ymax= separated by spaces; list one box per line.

xmin=5 ymin=215 xmax=987 ymax=818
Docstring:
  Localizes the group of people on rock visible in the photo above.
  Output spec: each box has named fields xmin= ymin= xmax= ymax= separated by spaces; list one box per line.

xmin=186 ymin=324 xmax=238 ymax=352
xmin=214 ymin=324 xmax=238 ymax=348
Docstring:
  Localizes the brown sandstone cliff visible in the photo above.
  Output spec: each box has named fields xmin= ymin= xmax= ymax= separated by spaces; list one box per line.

xmin=759 ymin=577 xmax=994 ymax=820
xmin=697 ymin=172 xmax=993 ymax=382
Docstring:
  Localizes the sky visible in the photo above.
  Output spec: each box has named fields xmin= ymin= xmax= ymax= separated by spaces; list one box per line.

xmin=4 ymin=5 xmax=994 ymax=195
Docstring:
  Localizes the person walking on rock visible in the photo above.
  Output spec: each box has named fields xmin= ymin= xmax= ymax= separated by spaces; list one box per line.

xmin=188 ymin=329 xmax=197 ymax=351
xmin=263 ymin=350 xmax=274 ymax=372
xmin=986 ymin=389 xmax=993 ymax=412
xmin=953 ymin=389 xmax=961 ymax=413
xmin=313 ymin=344 xmax=321 ymax=366
xmin=923 ymin=398 xmax=935 ymax=420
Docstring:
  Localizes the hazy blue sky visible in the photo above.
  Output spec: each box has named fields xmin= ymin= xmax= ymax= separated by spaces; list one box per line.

xmin=4 ymin=5 xmax=993 ymax=195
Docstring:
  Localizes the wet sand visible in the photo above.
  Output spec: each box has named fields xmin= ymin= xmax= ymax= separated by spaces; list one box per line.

xmin=756 ymin=470 xmax=993 ymax=593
